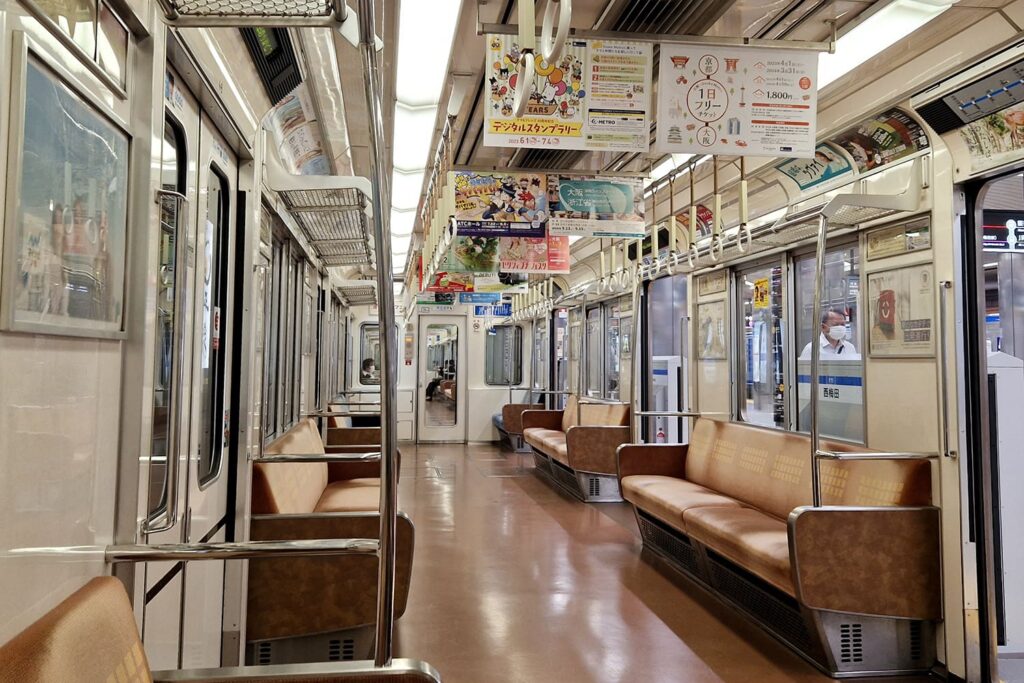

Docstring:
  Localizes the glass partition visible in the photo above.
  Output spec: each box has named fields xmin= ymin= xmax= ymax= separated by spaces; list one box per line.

xmin=795 ymin=245 xmax=864 ymax=442
xmin=585 ymin=306 xmax=603 ymax=396
xmin=737 ymin=263 xmax=785 ymax=428
xmin=359 ymin=323 xmax=381 ymax=385
xmin=604 ymin=301 xmax=622 ymax=399
xmin=424 ymin=323 xmax=458 ymax=426
xmin=485 ymin=325 xmax=522 ymax=385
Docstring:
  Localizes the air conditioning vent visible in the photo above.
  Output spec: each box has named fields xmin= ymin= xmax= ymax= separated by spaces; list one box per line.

xmin=239 ymin=27 xmax=303 ymax=106
xmin=256 ymin=641 xmax=273 ymax=665
xmin=327 ymin=638 xmax=356 ymax=661
xmin=588 ymin=477 xmax=601 ymax=497
xmin=914 ymin=55 xmax=1024 ymax=134
xmin=909 ymin=621 xmax=924 ymax=661
xmin=840 ymin=623 xmax=864 ymax=664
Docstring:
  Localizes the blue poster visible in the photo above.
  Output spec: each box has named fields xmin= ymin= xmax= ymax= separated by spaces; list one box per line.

xmin=460 ymin=292 xmax=501 ymax=304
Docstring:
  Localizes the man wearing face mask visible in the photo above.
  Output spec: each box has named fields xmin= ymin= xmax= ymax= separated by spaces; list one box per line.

xmin=799 ymin=309 xmax=860 ymax=360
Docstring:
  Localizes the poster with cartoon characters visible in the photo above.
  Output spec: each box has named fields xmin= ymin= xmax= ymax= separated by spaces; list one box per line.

xmin=483 ymin=34 xmax=651 ymax=152
xmin=656 ymin=45 xmax=818 ymax=158
xmin=452 ymin=171 xmax=547 ymax=237
xmin=775 ymin=143 xmax=852 ymax=190
xmin=547 ymin=175 xmax=645 ymax=238
xmin=498 ymin=235 xmax=570 ymax=273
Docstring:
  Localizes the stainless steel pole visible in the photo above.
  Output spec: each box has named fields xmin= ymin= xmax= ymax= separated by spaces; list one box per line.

xmin=630 ymin=268 xmax=642 ymax=443
xmin=809 ymin=214 xmax=828 ymax=507
xmin=357 ymin=0 xmax=398 ymax=667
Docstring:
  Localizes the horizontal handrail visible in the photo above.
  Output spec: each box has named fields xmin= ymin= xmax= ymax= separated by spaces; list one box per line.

xmin=254 ymin=452 xmax=381 ymax=463
xmin=814 ymin=449 xmax=940 ymax=461
xmin=313 ymin=411 xmax=383 ymax=417
xmin=106 ymin=539 xmax=379 ymax=563
xmin=634 ymin=410 xmax=701 ymax=417
xmin=578 ymin=397 xmax=628 ymax=405
xmin=528 ymin=389 xmax=571 ymax=395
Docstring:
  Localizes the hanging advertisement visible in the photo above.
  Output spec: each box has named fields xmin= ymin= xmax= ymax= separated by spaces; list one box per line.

xmin=656 ymin=45 xmax=818 ymax=157
xmin=547 ymin=175 xmax=646 ymax=238
xmin=831 ymin=108 xmax=929 ymax=173
xmin=452 ymin=170 xmax=547 ymax=237
xmin=867 ymin=264 xmax=935 ymax=357
xmin=499 ymin=235 xmax=571 ymax=273
xmin=959 ymin=101 xmax=1024 ymax=172
xmin=424 ymin=272 xmax=474 ymax=293
xmin=473 ymin=273 xmax=529 ymax=294
xmin=775 ymin=143 xmax=852 ymax=190
xmin=484 ymin=35 xmax=652 ymax=152
xmin=460 ymin=292 xmax=501 ymax=304
xmin=443 ymin=236 xmax=501 ymax=273
xmin=417 ymin=291 xmax=457 ymax=308
xmin=675 ymin=204 xmax=715 ymax=238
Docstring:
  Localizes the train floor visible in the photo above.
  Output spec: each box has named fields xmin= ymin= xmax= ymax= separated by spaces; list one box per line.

xmin=392 ymin=442 xmax=932 ymax=683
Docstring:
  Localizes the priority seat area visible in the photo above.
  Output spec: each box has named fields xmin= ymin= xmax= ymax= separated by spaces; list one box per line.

xmin=0 ymin=577 xmax=438 ymax=683
xmin=522 ymin=395 xmax=631 ymax=502
xmin=248 ymin=418 xmax=412 ymax=664
xmin=617 ymin=418 xmax=942 ymax=677
xmin=493 ymin=402 xmax=543 ymax=453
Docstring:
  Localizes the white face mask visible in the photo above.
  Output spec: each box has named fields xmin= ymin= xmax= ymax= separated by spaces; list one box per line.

xmin=827 ymin=325 xmax=847 ymax=342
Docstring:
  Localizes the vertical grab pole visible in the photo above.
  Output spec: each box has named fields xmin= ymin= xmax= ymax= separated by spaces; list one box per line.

xmin=357 ymin=0 xmax=398 ymax=667
xmin=631 ymin=255 xmax=642 ymax=443
xmin=578 ymin=292 xmax=586 ymax=423
xmin=809 ymin=214 xmax=828 ymax=507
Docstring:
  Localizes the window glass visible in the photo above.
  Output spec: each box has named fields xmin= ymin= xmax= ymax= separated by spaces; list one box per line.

xmin=359 ymin=324 xmax=381 ymax=385
xmin=585 ymin=307 xmax=603 ymax=396
xmin=37 ymin=0 xmax=97 ymax=58
xmin=532 ymin=319 xmax=548 ymax=391
xmin=738 ymin=263 xmax=785 ymax=428
xmin=425 ymin=324 xmax=458 ymax=426
xmin=795 ymin=246 xmax=864 ymax=442
xmin=289 ymin=258 xmax=302 ymax=423
xmin=553 ymin=308 xmax=569 ymax=408
xmin=647 ymin=274 xmax=688 ymax=442
xmin=605 ymin=302 xmax=621 ymax=399
xmin=486 ymin=326 xmax=522 ymax=385
xmin=198 ymin=168 xmax=230 ymax=485
xmin=264 ymin=239 xmax=283 ymax=440
xmin=147 ymin=119 xmax=184 ymax=518
xmin=97 ymin=3 xmax=127 ymax=85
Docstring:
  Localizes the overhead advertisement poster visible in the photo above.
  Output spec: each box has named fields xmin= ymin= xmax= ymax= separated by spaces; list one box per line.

xmin=776 ymin=143 xmax=852 ymax=190
xmin=831 ymin=108 xmax=929 ymax=172
xmin=547 ymin=175 xmax=646 ymax=238
xmin=473 ymin=273 xmax=529 ymax=294
xmin=656 ymin=45 xmax=818 ymax=157
xmin=675 ymin=203 xmax=715 ymax=238
xmin=498 ymin=235 xmax=571 ymax=273
xmin=452 ymin=171 xmax=547 ymax=237
xmin=443 ymin=236 xmax=501 ymax=273
xmin=959 ymin=101 xmax=1024 ymax=172
xmin=484 ymin=35 xmax=652 ymax=152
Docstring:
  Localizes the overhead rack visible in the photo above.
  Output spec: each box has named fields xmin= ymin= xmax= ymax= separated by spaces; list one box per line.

xmin=335 ymin=280 xmax=378 ymax=307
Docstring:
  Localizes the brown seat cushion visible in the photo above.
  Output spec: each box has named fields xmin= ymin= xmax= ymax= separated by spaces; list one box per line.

xmin=560 ymin=395 xmax=579 ymax=432
xmin=579 ymin=401 xmax=630 ymax=427
xmin=252 ymin=418 xmax=330 ymax=514
xmin=683 ymin=506 xmax=794 ymax=596
xmin=314 ymin=480 xmax=383 ymax=512
xmin=523 ymin=427 xmax=566 ymax=459
xmin=621 ymin=475 xmax=745 ymax=529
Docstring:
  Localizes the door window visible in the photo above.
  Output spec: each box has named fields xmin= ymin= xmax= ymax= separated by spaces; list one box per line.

xmin=737 ymin=263 xmax=785 ymax=429
xmin=424 ymin=324 xmax=458 ymax=426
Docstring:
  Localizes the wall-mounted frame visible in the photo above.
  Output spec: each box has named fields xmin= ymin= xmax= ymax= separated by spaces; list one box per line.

xmin=2 ymin=34 xmax=131 ymax=339
xmin=696 ymin=300 xmax=728 ymax=360
xmin=865 ymin=217 xmax=932 ymax=261
xmin=866 ymin=262 xmax=936 ymax=357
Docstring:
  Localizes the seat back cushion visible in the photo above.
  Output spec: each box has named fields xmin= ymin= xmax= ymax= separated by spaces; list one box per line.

xmin=685 ymin=419 xmax=932 ymax=519
xmin=0 ymin=577 xmax=152 ymax=683
xmin=560 ymin=394 xmax=580 ymax=432
xmin=251 ymin=418 xmax=328 ymax=514
xmin=579 ymin=401 xmax=630 ymax=427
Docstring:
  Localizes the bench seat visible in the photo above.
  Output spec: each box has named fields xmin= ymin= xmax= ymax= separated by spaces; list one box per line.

xmin=315 ymin=480 xmax=384 ymax=512
xmin=521 ymin=395 xmax=630 ymax=502
xmin=617 ymin=418 xmax=941 ymax=677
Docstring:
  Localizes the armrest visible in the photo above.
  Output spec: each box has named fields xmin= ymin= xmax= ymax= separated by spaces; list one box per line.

xmin=247 ymin=512 xmax=414 ymax=640
xmin=501 ymin=403 xmax=544 ymax=434
xmin=323 ymin=445 xmax=399 ymax=482
xmin=521 ymin=409 xmax=564 ymax=431
xmin=788 ymin=506 xmax=941 ymax=619
xmin=616 ymin=443 xmax=687 ymax=482
xmin=153 ymin=659 xmax=440 ymax=682
xmin=565 ymin=425 xmax=631 ymax=475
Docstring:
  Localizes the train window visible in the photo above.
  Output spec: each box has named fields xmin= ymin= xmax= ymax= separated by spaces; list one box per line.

xmin=794 ymin=245 xmax=864 ymax=442
xmin=553 ymin=308 xmax=569 ymax=407
xmin=585 ymin=306 xmax=603 ymax=396
xmin=34 ymin=0 xmax=97 ymax=60
xmin=485 ymin=325 xmax=522 ymax=385
xmin=646 ymin=274 xmax=688 ymax=442
xmin=264 ymin=238 xmax=283 ymax=440
xmin=737 ymin=262 xmax=786 ymax=429
xmin=27 ymin=0 xmax=129 ymax=87
xmin=289 ymin=256 xmax=303 ymax=424
xmin=532 ymin=319 xmax=549 ymax=392
xmin=97 ymin=3 xmax=128 ymax=85
xmin=147 ymin=118 xmax=186 ymax=518
xmin=359 ymin=324 xmax=381 ymax=385
xmin=604 ymin=302 xmax=621 ymax=399
xmin=197 ymin=167 xmax=231 ymax=486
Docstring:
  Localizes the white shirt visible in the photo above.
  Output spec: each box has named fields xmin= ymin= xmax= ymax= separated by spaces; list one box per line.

xmin=799 ymin=333 xmax=860 ymax=360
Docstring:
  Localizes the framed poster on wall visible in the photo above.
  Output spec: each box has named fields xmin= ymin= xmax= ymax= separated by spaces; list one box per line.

xmin=867 ymin=263 xmax=936 ymax=357
xmin=2 ymin=39 xmax=130 ymax=338
xmin=696 ymin=300 xmax=728 ymax=360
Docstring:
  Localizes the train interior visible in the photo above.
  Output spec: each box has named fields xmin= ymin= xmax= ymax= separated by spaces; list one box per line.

xmin=3 ymin=0 xmax=1024 ymax=681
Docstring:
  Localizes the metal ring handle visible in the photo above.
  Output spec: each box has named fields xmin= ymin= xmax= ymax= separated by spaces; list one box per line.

xmin=687 ymin=242 xmax=699 ymax=268
xmin=512 ymin=51 xmax=536 ymax=119
xmin=540 ymin=0 xmax=572 ymax=64
xmin=735 ymin=223 xmax=752 ymax=254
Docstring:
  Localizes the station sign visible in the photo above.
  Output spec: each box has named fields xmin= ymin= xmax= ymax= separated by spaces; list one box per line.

xmin=656 ymin=44 xmax=818 ymax=158
xmin=983 ymin=210 xmax=1024 ymax=252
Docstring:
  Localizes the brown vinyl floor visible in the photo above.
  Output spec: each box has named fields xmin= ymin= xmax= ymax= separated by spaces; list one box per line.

xmin=393 ymin=442 xmax=933 ymax=683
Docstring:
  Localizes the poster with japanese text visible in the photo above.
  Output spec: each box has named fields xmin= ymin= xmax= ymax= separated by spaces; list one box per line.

xmin=776 ymin=143 xmax=852 ymax=190
xmin=547 ymin=175 xmax=645 ymax=238
xmin=425 ymin=272 xmax=474 ymax=293
xmin=675 ymin=204 xmax=715 ymax=238
xmin=867 ymin=264 xmax=935 ymax=357
xmin=442 ymin=236 xmax=500 ymax=273
xmin=452 ymin=171 xmax=547 ymax=237
xmin=473 ymin=273 xmax=529 ymax=294
xmin=484 ymin=35 xmax=652 ymax=152
xmin=831 ymin=108 xmax=929 ymax=173
xmin=498 ymin=235 xmax=570 ymax=273
xmin=656 ymin=45 xmax=818 ymax=158
xmin=958 ymin=101 xmax=1024 ymax=172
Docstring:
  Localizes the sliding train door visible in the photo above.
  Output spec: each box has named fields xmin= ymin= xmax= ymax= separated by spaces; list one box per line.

xmin=140 ymin=66 xmax=240 ymax=669
xmin=418 ymin=315 xmax=466 ymax=441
